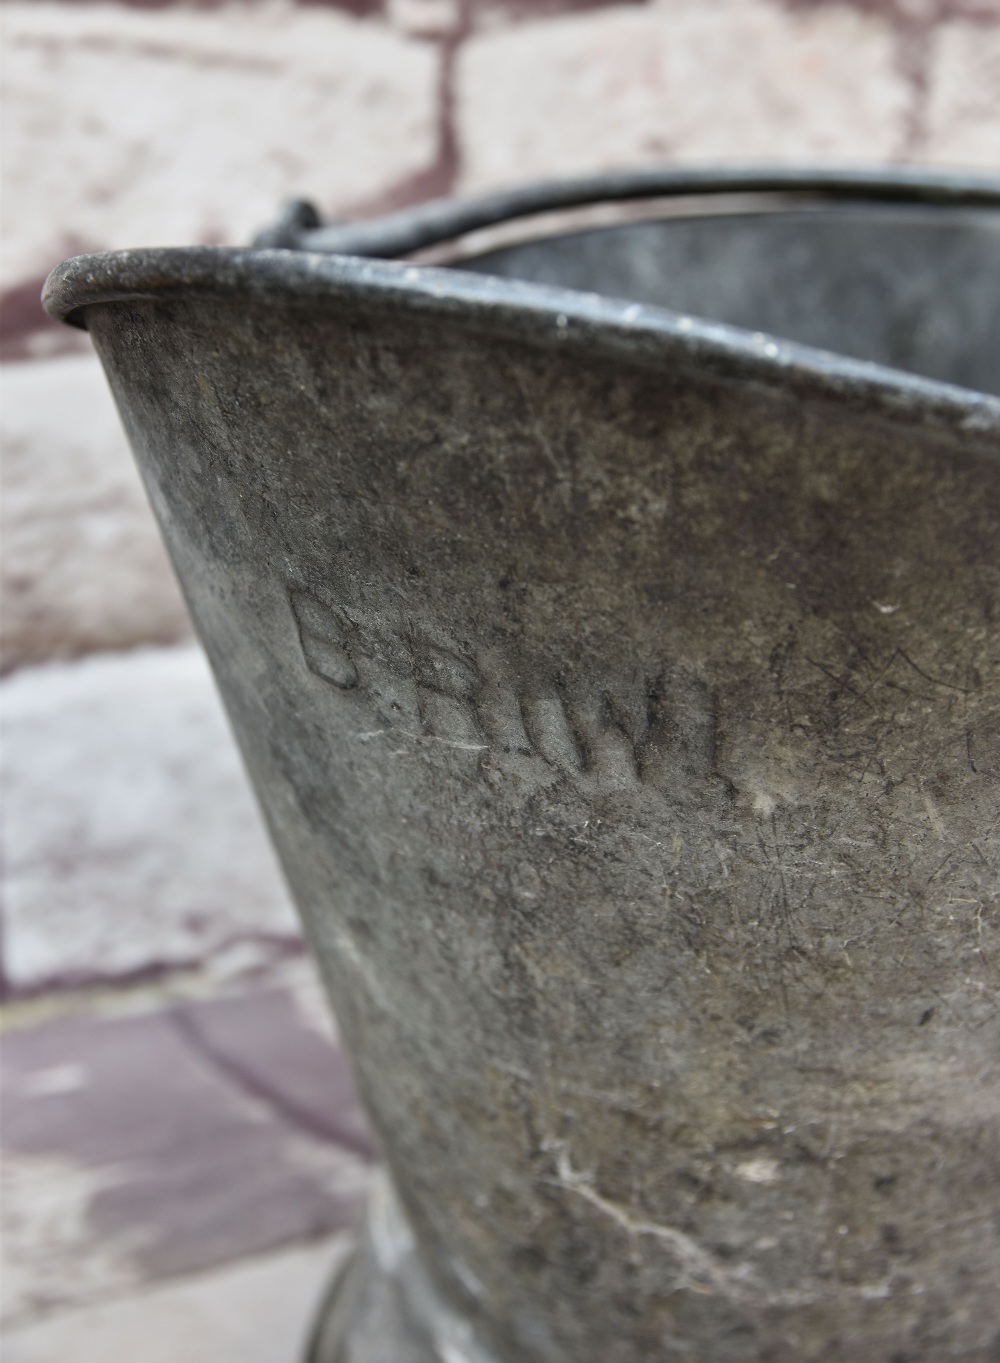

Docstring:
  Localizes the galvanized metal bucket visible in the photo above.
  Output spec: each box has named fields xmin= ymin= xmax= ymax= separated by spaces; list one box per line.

xmin=46 ymin=168 xmax=1000 ymax=1363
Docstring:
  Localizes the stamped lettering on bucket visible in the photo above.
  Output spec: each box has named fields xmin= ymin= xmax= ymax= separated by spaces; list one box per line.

xmin=290 ymin=588 xmax=715 ymax=790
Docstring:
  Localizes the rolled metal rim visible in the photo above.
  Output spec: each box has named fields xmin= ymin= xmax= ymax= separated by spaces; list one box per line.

xmin=42 ymin=245 xmax=1000 ymax=447
xmin=43 ymin=166 xmax=1000 ymax=442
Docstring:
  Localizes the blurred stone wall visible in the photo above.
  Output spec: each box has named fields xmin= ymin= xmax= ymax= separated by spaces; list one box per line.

xmin=2 ymin=0 xmax=998 ymax=996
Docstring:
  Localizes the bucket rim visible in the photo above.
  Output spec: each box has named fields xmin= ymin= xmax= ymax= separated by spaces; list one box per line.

xmin=43 ymin=240 xmax=1000 ymax=449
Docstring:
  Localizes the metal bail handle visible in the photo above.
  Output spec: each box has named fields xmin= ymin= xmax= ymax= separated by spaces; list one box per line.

xmin=252 ymin=164 xmax=1000 ymax=260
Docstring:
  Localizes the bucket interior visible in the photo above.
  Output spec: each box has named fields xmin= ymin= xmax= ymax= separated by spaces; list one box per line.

xmin=456 ymin=204 xmax=1000 ymax=396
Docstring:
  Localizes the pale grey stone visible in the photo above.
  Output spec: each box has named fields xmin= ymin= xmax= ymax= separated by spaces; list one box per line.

xmin=1 ymin=1235 xmax=352 ymax=1363
xmin=1 ymin=356 xmax=191 ymax=669
xmin=456 ymin=0 xmax=911 ymax=192
xmin=923 ymin=19 xmax=1000 ymax=170
xmin=0 ymin=982 xmax=371 ymax=1326
xmin=1 ymin=645 xmax=300 ymax=990
xmin=0 ymin=1 xmax=437 ymax=290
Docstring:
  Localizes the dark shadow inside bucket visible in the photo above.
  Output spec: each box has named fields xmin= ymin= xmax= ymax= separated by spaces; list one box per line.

xmin=458 ymin=205 xmax=1000 ymax=396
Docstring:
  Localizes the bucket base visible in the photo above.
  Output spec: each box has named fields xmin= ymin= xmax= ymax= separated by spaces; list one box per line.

xmin=306 ymin=1174 xmax=499 ymax=1363
xmin=306 ymin=1240 xmax=440 ymax=1363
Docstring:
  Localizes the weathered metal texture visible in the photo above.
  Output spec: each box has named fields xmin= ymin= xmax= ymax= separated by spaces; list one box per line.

xmin=45 ymin=171 xmax=1000 ymax=1363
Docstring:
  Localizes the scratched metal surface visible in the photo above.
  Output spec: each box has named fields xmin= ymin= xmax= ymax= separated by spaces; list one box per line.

xmin=45 ymin=193 xmax=1000 ymax=1362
